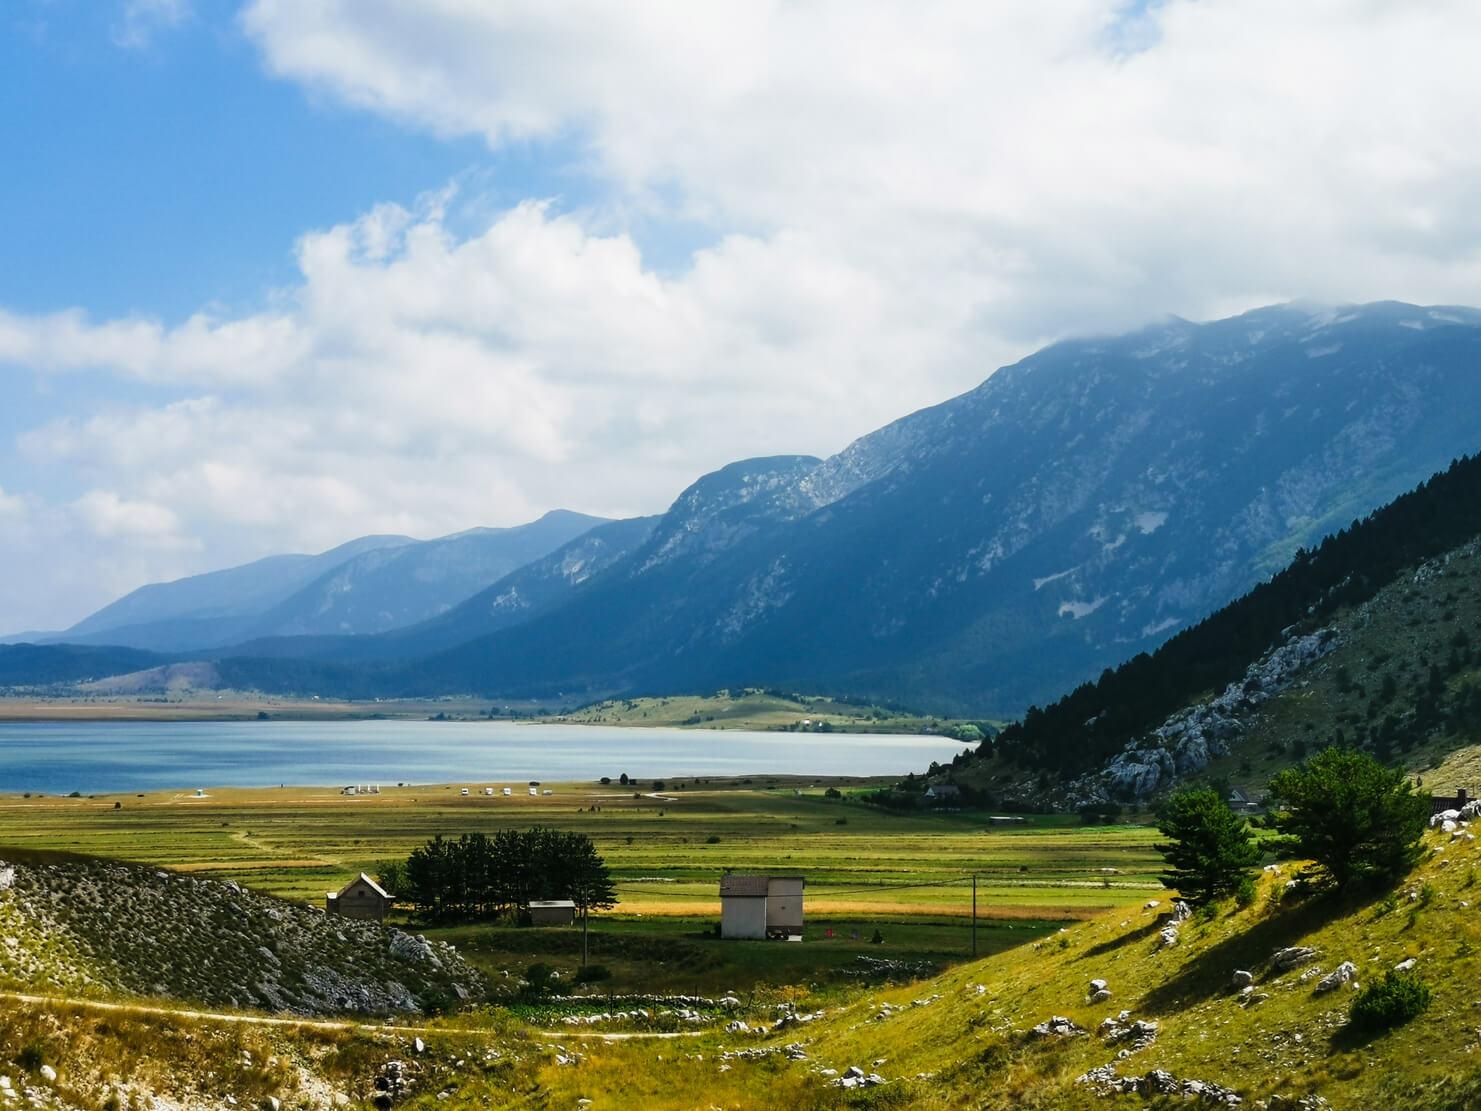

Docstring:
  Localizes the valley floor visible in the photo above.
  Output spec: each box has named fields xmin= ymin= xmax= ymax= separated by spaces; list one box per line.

xmin=6 ymin=779 xmax=1478 ymax=1108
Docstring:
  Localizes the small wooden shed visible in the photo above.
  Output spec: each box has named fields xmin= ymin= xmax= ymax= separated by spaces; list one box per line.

xmin=528 ymin=899 xmax=576 ymax=926
xmin=326 ymin=873 xmax=394 ymax=922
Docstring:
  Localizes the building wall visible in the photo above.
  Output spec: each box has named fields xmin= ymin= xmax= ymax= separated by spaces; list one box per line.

xmin=721 ymin=896 xmax=768 ymax=939
xmin=529 ymin=905 xmax=576 ymax=926
xmin=765 ymin=878 xmax=804 ymax=933
xmin=328 ymin=880 xmax=389 ymax=922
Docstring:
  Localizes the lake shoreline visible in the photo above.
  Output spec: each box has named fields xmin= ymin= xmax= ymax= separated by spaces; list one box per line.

xmin=0 ymin=718 xmax=964 ymax=795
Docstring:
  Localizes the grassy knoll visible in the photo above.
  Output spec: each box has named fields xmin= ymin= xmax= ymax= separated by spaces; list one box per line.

xmin=552 ymin=688 xmax=990 ymax=734
xmin=0 ymin=779 xmax=1157 ymax=994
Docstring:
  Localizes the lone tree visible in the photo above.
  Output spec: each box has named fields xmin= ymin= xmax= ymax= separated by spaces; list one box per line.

xmin=1268 ymin=747 xmax=1429 ymax=888
xmin=1154 ymin=787 xmax=1262 ymax=904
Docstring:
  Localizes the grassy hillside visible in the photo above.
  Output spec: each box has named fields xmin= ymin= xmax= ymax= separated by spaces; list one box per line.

xmin=1188 ymin=538 xmax=1481 ymax=800
xmin=554 ymin=689 xmax=987 ymax=734
xmin=5 ymin=825 xmax=1481 ymax=1108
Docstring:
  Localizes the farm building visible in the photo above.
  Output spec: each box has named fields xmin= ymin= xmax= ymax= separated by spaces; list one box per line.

xmin=719 ymin=874 xmax=805 ymax=939
xmin=528 ymin=899 xmax=576 ymax=926
xmin=923 ymin=784 xmax=960 ymax=803
xmin=325 ymin=873 xmax=394 ymax=922
xmin=1433 ymin=787 xmax=1472 ymax=814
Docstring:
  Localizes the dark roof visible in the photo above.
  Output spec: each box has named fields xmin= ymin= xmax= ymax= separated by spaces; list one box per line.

xmin=720 ymin=874 xmax=770 ymax=897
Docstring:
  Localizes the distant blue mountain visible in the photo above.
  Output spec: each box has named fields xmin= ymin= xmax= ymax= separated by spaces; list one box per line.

xmin=47 ymin=510 xmax=607 ymax=652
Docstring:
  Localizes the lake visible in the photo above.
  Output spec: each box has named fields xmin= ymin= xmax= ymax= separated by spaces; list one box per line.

xmin=0 ymin=719 xmax=966 ymax=795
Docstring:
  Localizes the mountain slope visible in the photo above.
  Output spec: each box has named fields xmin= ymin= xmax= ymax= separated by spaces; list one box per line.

xmin=55 ymin=534 xmax=418 ymax=651
xmin=210 ymin=513 xmax=660 ymax=666
xmin=47 ymin=511 xmax=608 ymax=653
xmin=236 ymin=509 xmax=607 ymax=640
xmin=964 ymin=450 xmax=1481 ymax=807
xmin=374 ymin=301 xmax=1481 ymax=712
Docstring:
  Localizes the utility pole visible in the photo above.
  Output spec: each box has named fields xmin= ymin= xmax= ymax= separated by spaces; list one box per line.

xmin=971 ymin=873 xmax=978 ymax=958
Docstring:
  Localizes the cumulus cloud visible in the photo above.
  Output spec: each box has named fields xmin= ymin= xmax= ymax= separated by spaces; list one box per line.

xmin=8 ymin=0 xmax=1481 ymax=628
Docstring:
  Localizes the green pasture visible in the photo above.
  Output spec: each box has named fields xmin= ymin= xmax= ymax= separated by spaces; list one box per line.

xmin=0 ymin=778 xmax=1161 ymax=991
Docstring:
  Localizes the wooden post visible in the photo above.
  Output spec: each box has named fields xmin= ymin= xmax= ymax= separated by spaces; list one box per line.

xmin=972 ymin=873 xmax=978 ymax=958
xmin=582 ymin=904 xmax=589 ymax=966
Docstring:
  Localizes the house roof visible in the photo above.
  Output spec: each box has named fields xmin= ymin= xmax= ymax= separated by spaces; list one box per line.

xmin=529 ymin=899 xmax=576 ymax=908
xmin=719 ymin=874 xmax=805 ymax=897
xmin=720 ymin=874 xmax=771 ymax=898
xmin=333 ymin=873 xmax=390 ymax=899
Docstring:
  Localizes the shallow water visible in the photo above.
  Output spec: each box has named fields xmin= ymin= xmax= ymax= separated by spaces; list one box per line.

xmin=0 ymin=719 xmax=966 ymax=794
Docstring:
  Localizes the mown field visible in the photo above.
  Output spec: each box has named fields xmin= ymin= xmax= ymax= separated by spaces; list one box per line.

xmin=0 ymin=779 xmax=1160 ymax=993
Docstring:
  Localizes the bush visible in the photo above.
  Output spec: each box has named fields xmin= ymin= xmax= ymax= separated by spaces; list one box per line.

xmin=705 ymin=834 xmax=722 ymax=844
xmin=1349 ymin=970 xmax=1432 ymax=1034
xmin=573 ymin=963 xmax=612 ymax=983
xmin=1234 ymin=874 xmax=1257 ymax=909
xmin=522 ymin=962 xmax=558 ymax=997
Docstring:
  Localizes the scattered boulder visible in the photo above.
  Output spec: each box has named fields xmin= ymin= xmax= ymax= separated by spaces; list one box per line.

xmin=1231 ymin=969 xmax=1254 ymax=988
xmin=1272 ymin=946 xmax=1318 ymax=972
xmin=1030 ymin=1016 xmax=1085 ymax=1038
xmin=1394 ymin=958 xmax=1417 ymax=973
xmin=1157 ymin=925 xmax=1180 ymax=950
xmin=1314 ymin=962 xmax=1357 ymax=994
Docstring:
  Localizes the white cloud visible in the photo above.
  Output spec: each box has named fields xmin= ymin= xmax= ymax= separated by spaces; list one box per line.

xmin=9 ymin=0 xmax=1481 ymax=628
xmin=71 ymin=490 xmax=197 ymax=551
xmin=0 ymin=486 xmax=27 ymax=521
xmin=113 ymin=0 xmax=191 ymax=49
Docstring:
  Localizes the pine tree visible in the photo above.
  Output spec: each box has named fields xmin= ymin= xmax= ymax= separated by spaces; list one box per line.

xmin=1154 ymin=788 xmax=1262 ymax=904
xmin=1268 ymin=747 xmax=1429 ymax=888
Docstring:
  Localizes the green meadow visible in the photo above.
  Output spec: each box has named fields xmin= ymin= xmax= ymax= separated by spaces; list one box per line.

xmin=0 ymin=778 xmax=1161 ymax=992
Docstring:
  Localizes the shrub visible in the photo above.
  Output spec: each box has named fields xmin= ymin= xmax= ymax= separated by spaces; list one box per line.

xmin=573 ymin=963 xmax=612 ymax=984
xmin=705 ymin=834 xmax=722 ymax=844
xmin=1349 ymin=970 xmax=1432 ymax=1034
xmin=522 ymin=963 xmax=557 ymax=997
xmin=1234 ymin=874 xmax=1257 ymax=909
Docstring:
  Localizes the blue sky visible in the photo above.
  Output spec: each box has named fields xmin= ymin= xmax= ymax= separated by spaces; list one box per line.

xmin=2 ymin=1 xmax=1479 ymax=632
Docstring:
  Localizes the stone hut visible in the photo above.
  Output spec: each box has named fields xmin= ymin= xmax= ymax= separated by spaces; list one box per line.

xmin=326 ymin=873 xmax=394 ymax=922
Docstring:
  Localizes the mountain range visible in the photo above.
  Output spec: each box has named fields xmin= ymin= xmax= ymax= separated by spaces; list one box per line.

xmin=7 ymin=301 xmax=1481 ymax=717
xmin=15 ymin=510 xmax=606 ymax=652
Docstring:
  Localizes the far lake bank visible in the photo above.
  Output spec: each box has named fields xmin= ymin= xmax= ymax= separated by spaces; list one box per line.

xmin=0 ymin=718 xmax=967 ymax=795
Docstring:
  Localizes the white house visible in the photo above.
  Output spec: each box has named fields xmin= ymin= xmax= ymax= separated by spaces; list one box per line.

xmin=719 ymin=874 xmax=805 ymax=939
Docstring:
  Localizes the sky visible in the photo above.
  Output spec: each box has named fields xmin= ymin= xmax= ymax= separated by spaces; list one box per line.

xmin=3 ymin=0 xmax=1481 ymax=633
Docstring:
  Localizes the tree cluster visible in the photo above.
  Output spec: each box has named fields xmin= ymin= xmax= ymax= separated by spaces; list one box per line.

xmin=394 ymin=829 xmax=616 ymax=924
xmin=1155 ymin=747 xmax=1430 ymax=904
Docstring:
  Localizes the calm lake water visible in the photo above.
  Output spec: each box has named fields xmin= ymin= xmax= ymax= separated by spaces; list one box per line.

xmin=0 ymin=719 xmax=966 ymax=795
